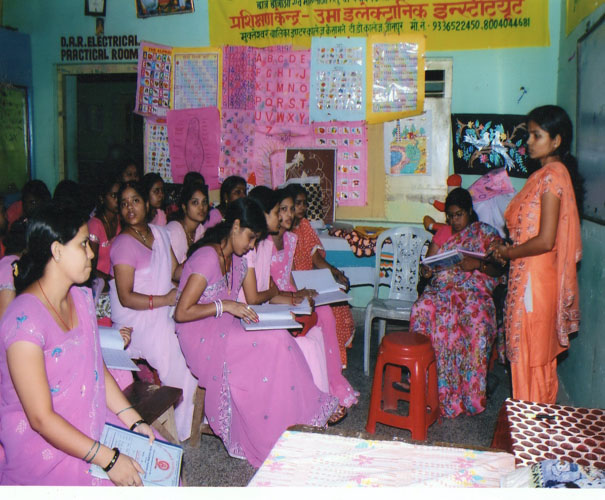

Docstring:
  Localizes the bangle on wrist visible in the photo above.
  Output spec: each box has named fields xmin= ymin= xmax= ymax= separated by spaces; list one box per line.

xmin=103 ymin=447 xmax=120 ymax=473
xmin=87 ymin=440 xmax=101 ymax=464
xmin=149 ymin=295 xmax=154 ymax=310
xmin=82 ymin=439 xmax=98 ymax=462
xmin=130 ymin=419 xmax=147 ymax=432
xmin=428 ymin=223 xmax=434 ymax=231
xmin=116 ymin=405 xmax=134 ymax=416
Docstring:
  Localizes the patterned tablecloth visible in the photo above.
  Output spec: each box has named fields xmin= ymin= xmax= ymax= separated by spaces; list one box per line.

xmin=248 ymin=430 xmax=515 ymax=487
xmin=502 ymin=399 xmax=605 ymax=469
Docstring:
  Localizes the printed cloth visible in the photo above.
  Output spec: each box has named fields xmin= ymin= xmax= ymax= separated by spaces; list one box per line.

xmin=410 ymin=221 xmax=502 ymax=418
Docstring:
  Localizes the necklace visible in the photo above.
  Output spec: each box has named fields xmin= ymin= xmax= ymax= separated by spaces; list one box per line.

xmin=132 ymin=225 xmax=150 ymax=245
xmin=217 ymin=244 xmax=233 ymax=295
xmin=180 ymin=220 xmax=195 ymax=247
xmin=38 ymin=280 xmax=72 ymax=331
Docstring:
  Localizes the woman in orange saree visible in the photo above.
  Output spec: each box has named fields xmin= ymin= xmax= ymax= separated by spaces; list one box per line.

xmin=491 ymin=105 xmax=583 ymax=404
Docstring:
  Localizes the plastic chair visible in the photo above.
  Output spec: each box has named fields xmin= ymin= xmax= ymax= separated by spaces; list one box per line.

xmin=363 ymin=225 xmax=431 ymax=375
xmin=365 ymin=330 xmax=439 ymax=441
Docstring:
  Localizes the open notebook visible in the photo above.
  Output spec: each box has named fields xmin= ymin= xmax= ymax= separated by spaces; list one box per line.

xmin=99 ymin=326 xmax=139 ymax=371
xmin=292 ymin=269 xmax=351 ymax=306
xmin=421 ymin=248 xmax=489 ymax=272
xmin=242 ymin=299 xmax=312 ymax=331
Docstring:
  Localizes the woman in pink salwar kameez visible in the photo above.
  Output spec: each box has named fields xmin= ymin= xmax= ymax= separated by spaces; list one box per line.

xmin=110 ymin=182 xmax=197 ymax=441
xmin=0 ymin=202 xmax=153 ymax=485
xmin=269 ymin=190 xmax=359 ymax=412
xmin=175 ymin=198 xmax=338 ymax=467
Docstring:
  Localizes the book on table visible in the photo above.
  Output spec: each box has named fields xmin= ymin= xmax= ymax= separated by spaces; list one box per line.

xmin=91 ymin=423 xmax=182 ymax=486
xmin=241 ymin=299 xmax=313 ymax=331
xmin=291 ymin=269 xmax=351 ymax=306
xmin=421 ymin=248 xmax=489 ymax=271
xmin=98 ymin=326 xmax=140 ymax=371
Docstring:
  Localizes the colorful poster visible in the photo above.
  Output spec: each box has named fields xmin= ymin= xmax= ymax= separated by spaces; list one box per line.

xmin=253 ymin=46 xmax=311 ymax=135
xmin=166 ymin=107 xmax=221 ymax=188
xmin=172 ymin=47 xmax=222 ymax=110
xmin=310 ymin=37 xmax=366 ymax=122
xmin=313 ymin=122 xmax=367 ymax=205
xmin=384 ymin=111 xmax=432 ymax=176
xmin=451 ymin=113 xmax=530 ymax=178
xmin=219 ymin=108 xmax=257 ymax=181
xmin=208 ymin=0 xmax=550 ymax=52
xmin=134 ymin=41 xmax=172 ymax=118
xmin=566 ymin=0 xmax=605 ymax=35
xmin=366 ymin=34 xmax=425 ymax=124
xmin=222 ymin=45 xmax=257 ymax=110
xmin=143 ymin=117 xmax=172 ymax=182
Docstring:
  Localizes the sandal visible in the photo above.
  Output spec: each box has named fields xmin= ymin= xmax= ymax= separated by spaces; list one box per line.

xmin=327 ymin=405 xmax=348 ymax=426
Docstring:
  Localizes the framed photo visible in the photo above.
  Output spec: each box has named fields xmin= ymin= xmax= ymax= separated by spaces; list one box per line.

xmin=136 ymin=0 xmax=194 ymax=19
xmin=85 ymin=0 xmax=106 ymax=17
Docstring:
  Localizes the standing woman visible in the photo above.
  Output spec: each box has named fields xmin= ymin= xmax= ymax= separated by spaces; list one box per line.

xmin=491 ymin=105 xmax=582 ymax=404
xmin=175 ymin=198 xmax=338 ymax=467
xmin=0 ymin=202 xmax=153 ymax=485
xmin=142 ymin=173 xmax=167 ymax=226
xmin=110 ymin=181 xmax=197 ymax=441
xmin=166 ymin=182 xmax=209 ymax=264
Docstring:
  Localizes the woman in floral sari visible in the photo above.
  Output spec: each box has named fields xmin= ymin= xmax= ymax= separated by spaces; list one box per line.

xmin=410 ymin=188 xmax=504 ymax=418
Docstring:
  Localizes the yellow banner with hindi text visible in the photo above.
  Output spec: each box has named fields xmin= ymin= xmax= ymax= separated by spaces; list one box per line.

xmin=208 ymin=0 xmax=549 ymax=51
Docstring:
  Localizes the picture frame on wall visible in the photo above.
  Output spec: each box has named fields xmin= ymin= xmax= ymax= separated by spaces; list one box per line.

xmin=85 ymin=0 xmax=106 ymax=17
xmin=135 ymin=0 xmax=194 ymax=19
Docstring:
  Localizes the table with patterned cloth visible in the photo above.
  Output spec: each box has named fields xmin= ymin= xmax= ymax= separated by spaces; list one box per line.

xmin=492 ymin=398 xmax=605 ymax=469
xmin=248 ymin=429 xmax=515 ymax=487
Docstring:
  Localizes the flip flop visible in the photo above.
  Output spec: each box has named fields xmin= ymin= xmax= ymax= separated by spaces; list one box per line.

xmin=327 ymin=405 xmax=348 ymax=426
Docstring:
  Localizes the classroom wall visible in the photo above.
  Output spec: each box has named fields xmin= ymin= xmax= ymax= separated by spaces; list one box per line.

xmin=555 ymin=2 xmax=605 ymax=409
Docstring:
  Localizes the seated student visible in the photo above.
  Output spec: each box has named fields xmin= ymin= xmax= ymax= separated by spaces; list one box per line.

xmin=142 ymin=173 xmax=166 ymax=225
xmin=6 ymin=180 xmax=51 ymax=227
xmin=166 ymin=182 xmax=208 ymax=264
xmin=0 ymin=202 xmax=154 ymax=485
xmin=0 ymin=220 xmax=26 ymax=319
xmin=287 ymin=184 xmax=355 ymax=368
xmin=210 ymin=175 xmax=246 ymax=225
xmin=181 ymin=172 xmax=222 ymax=229
xmin=410 ymin=188 xmax=504 ymax=418
xmin=114 ymin=158 xmax=141 ymax=184
xmin=174 ymin=197 xmax=339 ymax=467
xmin=269 ymin=188 xmax=359 ymax=412
xmin=109 ymin=181 xmax=197 ymax=441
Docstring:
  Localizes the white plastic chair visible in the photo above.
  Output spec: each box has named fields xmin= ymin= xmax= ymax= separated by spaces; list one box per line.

xmin=363 ymin=226 xmax=432 ymax=375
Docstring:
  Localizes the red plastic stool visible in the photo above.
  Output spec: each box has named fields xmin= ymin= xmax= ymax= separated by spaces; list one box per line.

xmin=366 ymin=330 xmax=439 ymax=441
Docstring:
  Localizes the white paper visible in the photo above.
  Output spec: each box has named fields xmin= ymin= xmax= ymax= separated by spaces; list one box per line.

xmin=242 ymin=302 xmax=309 ymax=331
xmin=291 ymin=269 xmax=351 ymax=305
xmin=98 ymin=326 xmax=139 ymax=371
xmin=91 ymin=423 xmax=183 ymax=486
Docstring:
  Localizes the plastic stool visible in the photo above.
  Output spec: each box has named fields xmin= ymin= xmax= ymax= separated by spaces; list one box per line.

xmin=366 ymin=330 xmax=439 ymax=441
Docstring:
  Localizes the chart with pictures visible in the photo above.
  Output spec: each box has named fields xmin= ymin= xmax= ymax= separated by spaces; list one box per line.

xmin=172 ymin=49 xmax=221 ymax=110
xmin=135 ymin=41 xmax=172 ymax=118
xmin=313 ymin=121 xmax=367 ymax=206
xmin=143 ymin=117 xmax=172 ymax=182
xmin=310 ymin=37 xmax=366 ymax=122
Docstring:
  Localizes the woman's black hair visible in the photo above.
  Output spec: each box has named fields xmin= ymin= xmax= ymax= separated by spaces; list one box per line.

xmin=117 ymin=181 xmax=148 ymax=227
xmin=14 ymin=202 xmax=88 ymax=294
xmin=176 ymin=181 xmax=209 ymax=221
xmin=219 ymin=176 xmax=246 ymax=206
xmin=445 ymin=188 xmax=478 ymax=223
xmin=274 ymin=187 xmax=294 ymax=206
xmin=142 ymin=172 xmax=164 ymax=196
xmin=94 ymin=175 xmax=121 ymax=216
xmin=527 ymin=105 xmax=584 ymax=215
xmin=22 ymin=179 xmax=51 ymax=201
xmin=285 ymin=183 xmax=307 ymax=201
xmin=4 ymin=219 xmax=27 ymax=256
xmin=248 ymin=185 xmax=279 ymax=214
xmin=187 ymin=197 xmax=267 ymax=258
xmin=183 ymin=171 xmax=206 ymax=187
xmin=114 ymin=158 xmax=142 ymax=181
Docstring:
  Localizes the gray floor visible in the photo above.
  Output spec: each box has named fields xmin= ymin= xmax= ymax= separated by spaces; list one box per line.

xmin=180 ymin=307 xmax=512 ymax=487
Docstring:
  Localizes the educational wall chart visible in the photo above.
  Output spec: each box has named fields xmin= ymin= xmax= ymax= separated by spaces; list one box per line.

xmin=310 ymin=37 xmax=366 ymax=122
xmin=384 ymin=111 xmax=432 ymax=176
xmin=366 ymin=34 xmax=425 ymax=124
xmin=451 ymin=113 xmax=530 ymax=178
xmin=208 ymin=0 xmax=550 ymax=52
xmin=219 ymin=108 xmax=256 ymax=181
xmin=222 ymin=45 xmax=257 ymax=110
xmin=172 ymin=47 xmax=221 ymax=110
xmin=143 ymin=117 xmax=172 ymax=182
xmin=166 ymin=107 xmax=221 ymax=187
xmin=134 ymin=41 xmax=172 ymax=118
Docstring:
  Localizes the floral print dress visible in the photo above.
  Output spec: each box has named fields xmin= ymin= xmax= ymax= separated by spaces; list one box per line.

xmin=410 ymin=221 xmax=502 ymax=418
